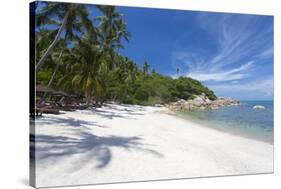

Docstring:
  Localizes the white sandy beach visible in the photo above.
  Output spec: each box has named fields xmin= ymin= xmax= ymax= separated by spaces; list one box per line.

xmin=33 ymin=104 xmax=273 ymax=187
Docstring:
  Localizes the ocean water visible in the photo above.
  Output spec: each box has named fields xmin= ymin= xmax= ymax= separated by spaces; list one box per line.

xmin=177 ymin=101 xmax=273 ymax=144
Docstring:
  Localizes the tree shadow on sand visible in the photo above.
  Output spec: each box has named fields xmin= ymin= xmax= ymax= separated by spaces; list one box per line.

xmin=31 ymin=132 xmax=163 ymax=169
xmin=36 ymin=116 xmax=107 ymax=129
xmin=85 ymin=104 xmax=146 ymax=120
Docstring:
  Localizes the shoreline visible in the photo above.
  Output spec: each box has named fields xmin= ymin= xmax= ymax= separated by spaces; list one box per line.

xmin=172 ymin=109 xmax=273 ymax=144
xmin=34 ymin=103 xmax=273 ymax=187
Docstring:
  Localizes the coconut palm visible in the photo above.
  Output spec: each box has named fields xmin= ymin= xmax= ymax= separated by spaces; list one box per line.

xmin=45 ymin=43 xmax=68 ymax=89
xmin=115 ymin=19 xmax=131 ymax=48
xmin=176 ymin=68 xmax=180 ymax=75
xmin=35 ymin=2 xmax=95 ymax=72
xmin=35 ymin=3 xmax=135 ymax=106
xmin=96 ymin=6 xmax=120 ymax=47
xmin=143 ymin=61 xmax=150 ymax=77
xmin=96 ymin=6 xmax=130 ymax=69
xmin=70 ymin=33 xmax=105 ymax=104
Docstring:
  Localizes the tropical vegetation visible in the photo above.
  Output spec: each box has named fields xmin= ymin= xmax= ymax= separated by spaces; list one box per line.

xmin=34 ymin=2 xmax=216 ymax=109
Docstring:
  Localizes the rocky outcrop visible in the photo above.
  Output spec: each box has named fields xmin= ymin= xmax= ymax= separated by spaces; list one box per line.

xmin=209 ymin=97 xmax=240 ymax=110
xmin=167 ymin=93 xmax=239 ymax=111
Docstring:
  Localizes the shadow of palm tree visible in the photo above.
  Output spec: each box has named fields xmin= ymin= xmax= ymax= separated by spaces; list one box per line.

xmin=32 ymin=131 xmax=163 ymax=169
xmin=89 ymin=109 xmax=130 ymax=120
xmin=36 ymin=116 xmax=107 ymax=128
xmin=87 ymin=105 xmax=145 ymax=120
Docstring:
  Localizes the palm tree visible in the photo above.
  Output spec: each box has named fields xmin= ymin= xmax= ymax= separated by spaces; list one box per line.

xmin=35 ymin=29 xmax=69 ymax=87
xmin=35 ymin=2 xmax=95 ymax=72
xmin=35 ymin=3 xmax=132 ymax=106
xmin=127 ymin=61 xmax=138 ymax=85
xmin=45 ymin=42 xmax=68 ymax=89
xmin=96 ymin=6 xmax=120 ymax=47
xmin=112 ymin=18 xmax=131 ymax=51
xmin=96 ymin=6 xmax=130 ymax=70
xmin=176 ymin=68 xmax=180 ymax=75
xmin=70 ymin=33 xmax=105 ymax=105
xmin=143 ymin=61 xmax=150 ymax=77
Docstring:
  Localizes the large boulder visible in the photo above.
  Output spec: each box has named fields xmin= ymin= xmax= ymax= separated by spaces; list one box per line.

xmin=189 ymin=93 xmax=212 ymax=106
xmin=190 ymin=96 xmax=205 ymax=107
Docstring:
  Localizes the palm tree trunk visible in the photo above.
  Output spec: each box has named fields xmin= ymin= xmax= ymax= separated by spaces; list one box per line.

xmin=47 ymin=49 xmax=63 ymax=88
xmin=39 ymin=49 xmax=64 ymax=105
xmin=35 ymin=11 xmax=69 ymax=72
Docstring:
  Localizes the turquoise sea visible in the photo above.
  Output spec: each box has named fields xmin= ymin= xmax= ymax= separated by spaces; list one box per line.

xmin=178 ymin=101 xmax=273 ymax=144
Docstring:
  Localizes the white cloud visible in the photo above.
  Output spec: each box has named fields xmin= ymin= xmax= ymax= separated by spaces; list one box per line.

xmin=171 ymin=14 xmax=273 ymax=84
xmin=207 ymin=77 xmax=274 ymax=99
xmin=187 ymin=72 xmax=244 ymax=82
xmin=208 ymin=15 xmax=263 ymax=71
xmin=187 ymin=61 xmax=254 ymax=82
xmin=256 ymin=47 xmax=273 ymax=59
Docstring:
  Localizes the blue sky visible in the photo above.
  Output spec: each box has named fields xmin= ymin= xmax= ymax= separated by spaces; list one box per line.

xmin=115 ymin=6 xmax=274 ymax=101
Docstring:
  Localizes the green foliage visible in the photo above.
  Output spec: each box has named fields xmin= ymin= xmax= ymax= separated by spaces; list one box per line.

xmin=171 ymin=77 xmax=217 ymax=101
xmin=35 ymin=2 xmax=217 ymax=106
xmin=134 ymin=87 xmax=149 ymax=102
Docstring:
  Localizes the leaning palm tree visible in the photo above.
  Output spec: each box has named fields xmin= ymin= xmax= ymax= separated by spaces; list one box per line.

xmin=35 ymin=2 xmax=95 ymax=72
xmin=45 ymin=40 xmax=70 ymax=90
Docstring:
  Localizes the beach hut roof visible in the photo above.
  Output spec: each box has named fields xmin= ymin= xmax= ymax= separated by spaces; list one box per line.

xmin=36 ymin=85 xmax=75 ymax=97
xmin=36 ymin=85 xmax=56 ymax=93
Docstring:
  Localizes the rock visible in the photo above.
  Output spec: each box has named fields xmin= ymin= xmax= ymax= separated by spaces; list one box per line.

xmin=178 ymin=99 xmax=188 ymax=104
xmin=154 ymin=104 xmax=164 ymax=107
xmin=190 ymin=96 xmax=205 ymax=107
xmin=253 ymin=105 xmax=265 ymax=109
xmin=210 ymin=97 xmax=239 ymax=107
xmin=199 ymin=106 xmax=206 ymax=110
xmin=167 ymin=94 xmax=240 ymax=112
xmin=210 ymin=105 xmax=219 ymax=110
xmin=205 ymin=98 xmax=212 ymax=105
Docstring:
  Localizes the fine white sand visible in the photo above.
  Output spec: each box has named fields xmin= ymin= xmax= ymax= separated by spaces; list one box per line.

xmin=33 ymin=104 xmax=273 ymax=188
